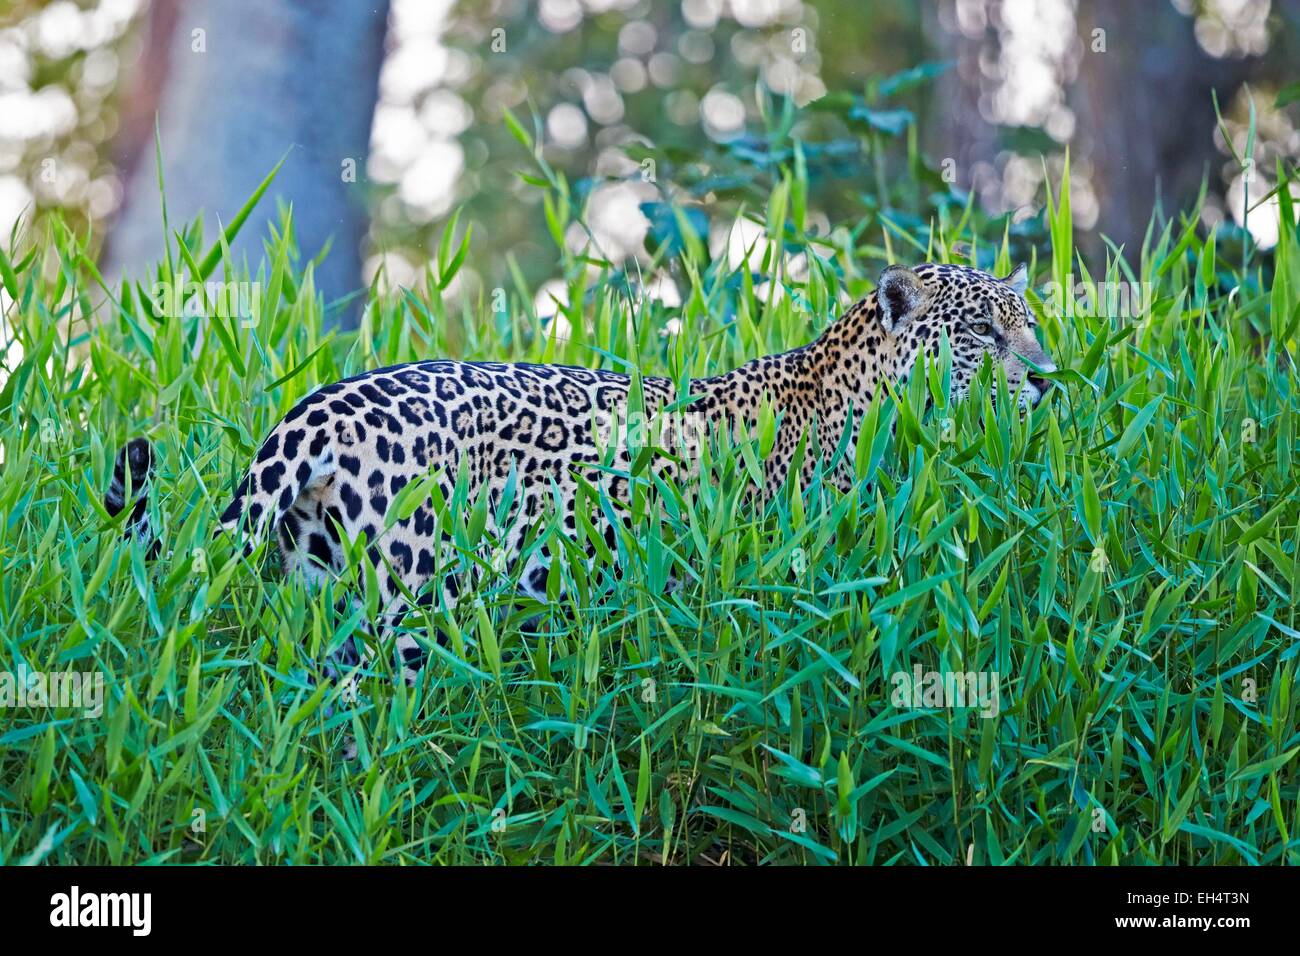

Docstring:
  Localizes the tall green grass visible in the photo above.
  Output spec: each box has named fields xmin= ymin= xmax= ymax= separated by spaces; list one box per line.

xmin=0 ymin=146 xmax=1297 ymax=865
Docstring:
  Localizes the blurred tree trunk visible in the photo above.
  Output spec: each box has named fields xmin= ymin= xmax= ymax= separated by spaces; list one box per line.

xmin=1073 ymin=0 xmax=1254 ymax=257
xmin=925 ymin=1 xmax=997 ymax=210
xmin=103 ymin=0 xmax=389 ymax=327
xmin=928 ymin=0 xmax=1257 ymax=261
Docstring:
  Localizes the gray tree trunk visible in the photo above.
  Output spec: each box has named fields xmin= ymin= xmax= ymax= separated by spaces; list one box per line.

xmin=927 ymin=0 xmax=1256 ymax=261
xmin=1073 ymin=0 xmax=1254 ymax=257
xmin=103 ymin=0 xmax=389 ymax=327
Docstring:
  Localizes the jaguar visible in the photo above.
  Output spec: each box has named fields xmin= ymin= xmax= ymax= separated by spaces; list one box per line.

xmin=105 ymin=262 xmax=1055 ymax=679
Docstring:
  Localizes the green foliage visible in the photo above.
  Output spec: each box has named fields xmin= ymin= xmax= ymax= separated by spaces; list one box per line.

xmin=0 ymin=140 xmax=1298 ymax=866
xmin=439 ymin=3 xmax=948 ymax=291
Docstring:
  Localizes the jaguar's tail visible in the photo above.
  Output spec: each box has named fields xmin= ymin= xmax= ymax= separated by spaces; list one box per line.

xmin=104 ymin=437 xmax=155 ymax=544
xmin=107 ymin=417 xmax=338 ymax=555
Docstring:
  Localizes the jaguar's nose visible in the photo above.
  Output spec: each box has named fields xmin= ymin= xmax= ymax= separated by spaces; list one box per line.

xmin=1027 ymin=373 xmax=1051 ymax=396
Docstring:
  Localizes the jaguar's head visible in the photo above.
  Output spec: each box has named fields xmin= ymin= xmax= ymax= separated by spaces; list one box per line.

xmin=876 ymin=262 xmax=1056 ymax=408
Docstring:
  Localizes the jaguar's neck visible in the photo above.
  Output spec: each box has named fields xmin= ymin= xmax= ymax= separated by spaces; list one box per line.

xmin=679 ymin=292 xmax=927 ymax=492
xmin=692 ymin=293 xmax=922 ymax=423
xmin=806 ymin=292 xmax=922 ymax=414
xmin=693 ymin=344 xmax=821 ymax=425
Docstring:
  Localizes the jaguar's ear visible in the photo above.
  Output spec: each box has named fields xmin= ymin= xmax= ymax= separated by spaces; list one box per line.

xmin=1003 ymin=262 xmax=1029 ymax=295
xmin=877 ymin=265 xmax=926 ymax=335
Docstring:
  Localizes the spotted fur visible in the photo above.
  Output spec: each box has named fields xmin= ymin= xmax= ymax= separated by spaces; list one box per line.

xmin=108 ymin=263 xmax=1054 ymax=676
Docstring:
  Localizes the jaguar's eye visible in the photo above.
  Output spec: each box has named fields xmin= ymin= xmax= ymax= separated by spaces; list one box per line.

xmin=970 ymin=321 xmax=992 ymax=337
